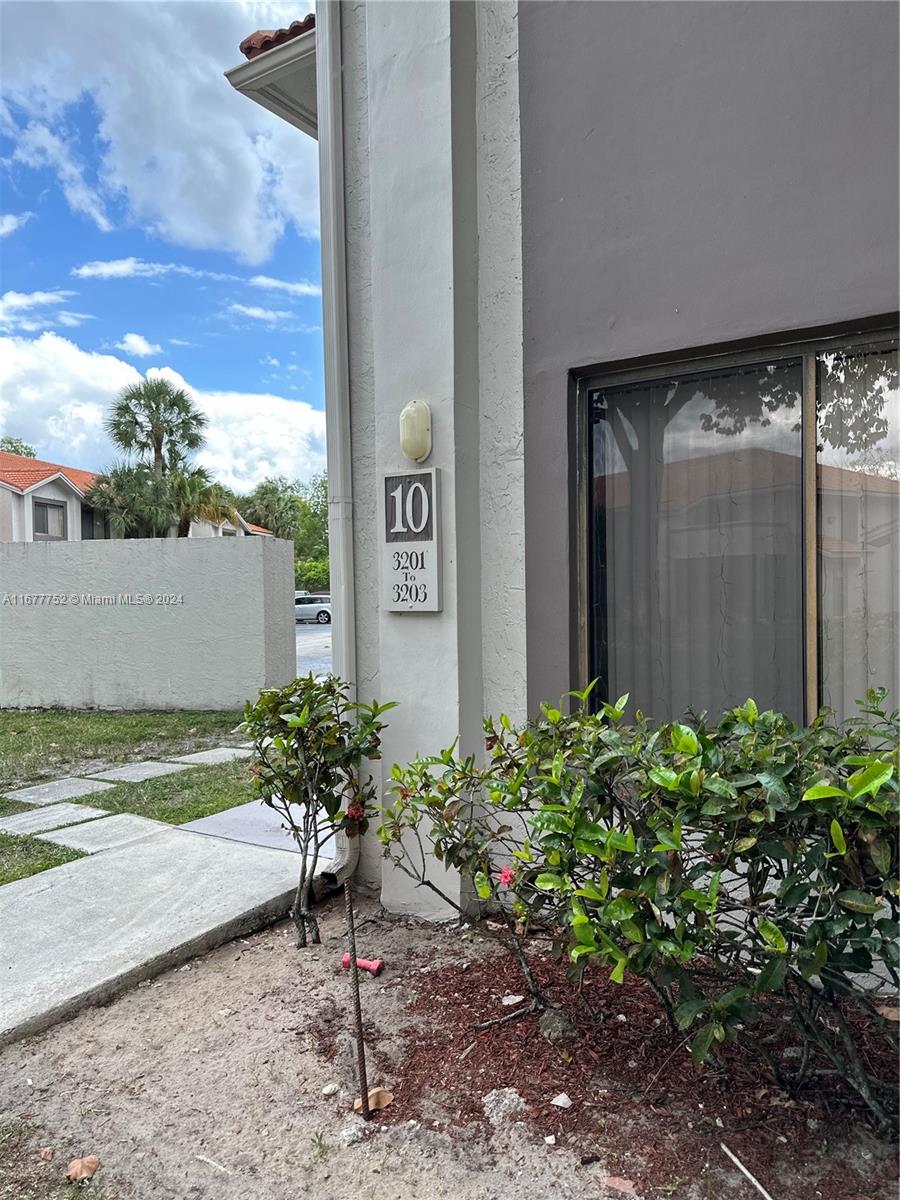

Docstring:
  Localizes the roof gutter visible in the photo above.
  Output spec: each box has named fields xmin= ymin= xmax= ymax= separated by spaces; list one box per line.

xmin=225 ymin=26 xmax=318 ymax=137
xmin=228 ymin=9 xmax=358 ymax=889
xmin=315 ymin=0 xmax=359 ymax=890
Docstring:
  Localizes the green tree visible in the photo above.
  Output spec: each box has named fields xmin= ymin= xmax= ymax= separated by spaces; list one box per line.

xmin=86 ymin=463 xmax=176 ymax=538
xmin=170 ymin=468 xmax=238 ymax=538
xmin=239 ymin=475 xmax=301 ymax=541
xmin=0 ymin=436 xmax=36 ymax=457
xmin=295 ymin=556 xmax=330 ymax=592
xmin=296 ymin=472 xmax=329 ymax=559
xmin=105 ymin=378 xmax=207 ymax=477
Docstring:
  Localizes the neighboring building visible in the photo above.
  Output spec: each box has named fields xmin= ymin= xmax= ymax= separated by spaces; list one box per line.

xmin=0 ymin=451 xmax=272 ymax=541
xmin=227 ymin=2 xmax=899 ymax=916
xmin=0 ymin=452 xmax=107 ymax=543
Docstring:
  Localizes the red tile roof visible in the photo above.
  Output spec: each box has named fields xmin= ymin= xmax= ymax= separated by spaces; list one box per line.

xmin=239 ymin=13 xmax=315 ymax=61
xmin=246 ymin=522 xmax=273 ymax=535
xmin=0 ymin=451 xmax=96 ymax=495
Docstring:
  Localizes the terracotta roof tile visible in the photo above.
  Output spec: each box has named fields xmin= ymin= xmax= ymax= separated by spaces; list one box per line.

xmin=0 ymin=451 xmax=96 ymax=495
xmin=239 ymin=13 xmax=315 ymax=61
xmin=246 ymin=522 xmax=273 ymax=535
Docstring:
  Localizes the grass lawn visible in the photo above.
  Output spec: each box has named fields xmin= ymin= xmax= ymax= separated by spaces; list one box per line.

xmin=70 ymin=759 xmax=255 ymax=826
xmin=0 ymin=710 xmax=244 ymax=788
xmin=0 ymin=797 xmax=30 ymax=819
xmin=0 ymin=833 xmax=84 ymax=887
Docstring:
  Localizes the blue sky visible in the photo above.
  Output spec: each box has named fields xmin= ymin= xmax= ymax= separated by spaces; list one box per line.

xmin=0 ymin=1 xmax=325 ymax=491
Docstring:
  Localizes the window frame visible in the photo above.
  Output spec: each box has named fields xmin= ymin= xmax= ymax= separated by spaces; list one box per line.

xmin=33 ymin=498 xmax=68 ymax=542
xmin=571 ymin=320 xmax=898 ymax=723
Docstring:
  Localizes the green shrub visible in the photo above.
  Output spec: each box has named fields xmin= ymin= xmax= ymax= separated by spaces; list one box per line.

xmin=243 ymin=675 xmax=394 ymax=945
xmin=380 ymin=687 xmax=899 ymax=1126
xmin=295 ymin=556 xmax=330 ymax=593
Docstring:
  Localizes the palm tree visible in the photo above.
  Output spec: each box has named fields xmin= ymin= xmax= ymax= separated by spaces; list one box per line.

xmin=105 ymin=378 xmax=207 ymax=477
xmin=86 ymin=463 xmax=177 ymax=538
xmin=169 ymin=468 xmax=239 ymax=537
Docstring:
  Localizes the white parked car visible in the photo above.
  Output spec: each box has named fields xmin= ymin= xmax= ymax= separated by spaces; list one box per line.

xmin=295 ymin=594 xmax=331 ymax=624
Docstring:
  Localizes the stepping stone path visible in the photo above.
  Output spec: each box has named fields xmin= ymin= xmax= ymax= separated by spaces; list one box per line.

xmin=41 ymin=813 xmax=167 ymax=854
xmin=182 ymin=799 xmax=306 ymax=855
xmin=0 ymin=803 xmax=110 ymax=836
xmin=0 ymin=745 xmax=324 ymax=1047
xmin=168 ymin=747 xmax=254 ymax=766
xmin=86 ymin=761 xmax=192 ymax=783
xmin=1 ymin=777 xmax=115 ymax=806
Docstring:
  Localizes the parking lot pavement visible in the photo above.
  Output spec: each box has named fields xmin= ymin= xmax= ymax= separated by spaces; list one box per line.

xmin=295 ymin=622 xmax=332 ymax=677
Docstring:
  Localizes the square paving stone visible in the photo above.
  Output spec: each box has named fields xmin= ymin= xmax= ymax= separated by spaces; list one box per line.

xmin=0 ymin=804 xmax=110 ymax=836
xmin=40 ymin=814 xmax=167 ymax=854
xmin=0 ymin=777 xmax=115 ymax=806
xmin=168 ymin=747 xmax=254 ymax=766
xmin=0 ymin=827 xmax=299 ymax=1044
xmin=86 ymin=761 xmax=192 ymax=783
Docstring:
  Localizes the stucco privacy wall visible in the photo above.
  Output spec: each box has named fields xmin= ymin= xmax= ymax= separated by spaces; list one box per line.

xmin=0 ymin=538 xmax=294 ymax=709
xmin=518 ymin=0 xmax=900 ymax=710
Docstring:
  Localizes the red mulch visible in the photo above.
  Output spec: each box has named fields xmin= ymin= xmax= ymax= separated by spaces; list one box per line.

xmin=376 ymin=941 xmax=898 ymax=1199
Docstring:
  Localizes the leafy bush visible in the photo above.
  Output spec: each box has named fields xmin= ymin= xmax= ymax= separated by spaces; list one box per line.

xmin=295 ymin=555 xmax=330 ymax=593
xmin=380 ymin=687 xmax=899 ymax=1126
xmin=243 ymin=675 xmax=394 ymax=946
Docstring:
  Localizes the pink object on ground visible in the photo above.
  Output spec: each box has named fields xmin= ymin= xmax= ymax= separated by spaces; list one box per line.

xmin=341 ymin=953 xmax=384 ymax=977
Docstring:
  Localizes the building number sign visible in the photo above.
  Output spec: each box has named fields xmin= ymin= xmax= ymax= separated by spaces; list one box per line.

xmin=382 ymin=468 xmax=442 ymax=612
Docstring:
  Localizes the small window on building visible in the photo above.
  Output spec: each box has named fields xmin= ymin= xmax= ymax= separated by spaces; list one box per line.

xmin=34 ymin=500 xmax=67 ymax=540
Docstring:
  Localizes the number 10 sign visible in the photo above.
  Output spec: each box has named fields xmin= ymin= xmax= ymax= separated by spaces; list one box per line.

xmin=382 ymin=468 xmax=442 ymax=612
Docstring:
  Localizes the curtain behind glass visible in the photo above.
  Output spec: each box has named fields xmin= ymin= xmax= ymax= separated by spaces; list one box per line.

xmin=817 ymin=344 xmax=899 ymax=722
xmin=590 ymin=361 xmax=804 ymax=722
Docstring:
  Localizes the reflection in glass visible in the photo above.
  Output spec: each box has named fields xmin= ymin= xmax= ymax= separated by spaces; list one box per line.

xmin=817 ymin=344 xmax=899 ymax=722
xmin=589 ymin=361 xmax=804 ymax=722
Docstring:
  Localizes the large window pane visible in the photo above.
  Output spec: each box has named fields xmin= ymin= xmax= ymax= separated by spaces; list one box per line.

xmin=589 ymin=360 xmax=804 ymax=721
xmin=817 ymin=343 xmax=899 ymax=722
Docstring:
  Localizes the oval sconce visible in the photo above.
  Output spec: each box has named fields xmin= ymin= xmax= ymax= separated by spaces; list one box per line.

xmin=399 ymin=399 xmax=432 ymax=463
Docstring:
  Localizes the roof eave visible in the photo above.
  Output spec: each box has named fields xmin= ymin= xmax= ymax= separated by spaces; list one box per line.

xmin=225 ymin=27 xmax=318 ymax=140
xmin=4 ymin=472 xmax=90 ymax=499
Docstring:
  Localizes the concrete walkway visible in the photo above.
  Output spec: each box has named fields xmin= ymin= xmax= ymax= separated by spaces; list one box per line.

xmin=0 ymin=748 xmax=303 ymax=1047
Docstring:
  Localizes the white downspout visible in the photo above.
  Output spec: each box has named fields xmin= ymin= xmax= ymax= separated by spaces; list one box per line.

xmin=314 ymin=0 xmax=360 ymax=894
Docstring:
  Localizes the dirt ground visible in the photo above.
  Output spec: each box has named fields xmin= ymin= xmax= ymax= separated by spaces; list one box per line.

xmin=0 ymin=896 xmax=895 ymax=1200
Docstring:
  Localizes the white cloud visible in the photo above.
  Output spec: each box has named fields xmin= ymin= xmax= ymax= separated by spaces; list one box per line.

xmin=0 ymin=289 xmax=77 ymax=332
xmin=0 ymin=212 xmax=32 ymax=237
xmin=73 ymin=257 xmax=321 ymax=297
xmin=0 ymin=3 xmax=319 ymax=262
xmin=10 ymin=123 xmax=111 ymax=231
xmin=115 ymin=332 xmax=163 ymax=358
xmin=72 ymin=257 xmax=229 ymax=283
xmin=228 ymin=303 xmax=291 ymax=323
xmin=261 ymin=355 xmax=280 ymax=367
xmin=73 ymin=258 xmax=173 ymax=281
xmin=56 ymin=312 xmax=94 ymax=328
xmin=0 ymin=332 xmax=326 ymax=490
xmin=169 ymin=338 xmax=196 ymax=347
xmin=249 ymin=274 xmax=321 ymax=297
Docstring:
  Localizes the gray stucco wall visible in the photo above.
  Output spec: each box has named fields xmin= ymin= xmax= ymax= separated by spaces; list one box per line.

xmin=518 ymin=0 xmax=900 ymax=709
xmin=0 ymin=537 xmax=294 ymax=710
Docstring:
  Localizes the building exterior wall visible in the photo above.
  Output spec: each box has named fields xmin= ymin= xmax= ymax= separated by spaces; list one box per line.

xmin=517 ymin=0 xmax=900 ymax=709
xmin=0 ymin=489 xmax=13 ymax=542
xmin=25 ymin=479 xmax=83 ymax=543
xmin=0 ymin=537 xmax=294 ymax=710
xmin=336 ymin=0 xmax=527 ymax=911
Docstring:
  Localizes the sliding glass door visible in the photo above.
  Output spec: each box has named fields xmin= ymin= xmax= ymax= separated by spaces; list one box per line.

xmin=584 ymin=333 xmax=898 ymax=724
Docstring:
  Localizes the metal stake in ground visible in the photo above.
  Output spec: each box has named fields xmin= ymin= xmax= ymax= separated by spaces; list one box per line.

xmin=344 ymin=882 xmax=370 ymax=1118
